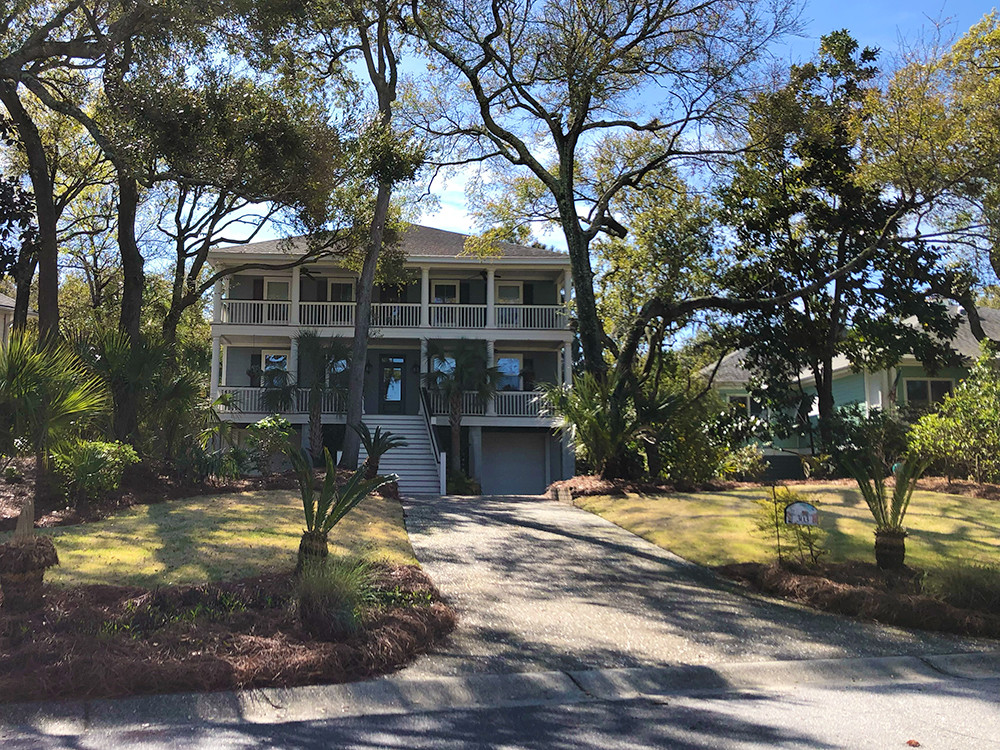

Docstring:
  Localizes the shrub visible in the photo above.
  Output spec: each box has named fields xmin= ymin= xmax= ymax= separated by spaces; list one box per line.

xmin=909 ymin=350 xmax=1000 ymax=482
xmin=352 ymin=422 xmax=406 ymax=479
xmin=447 ymin=471 xmax=480 ymax=495
xmin=296 ymin=557 xmax=374 ymax=640
xmin=751 ymin=486 xmax=827 ymax=566
xmin=825 ymin=404 xmax=909 ymax=476
xmin=52 ymin=440 xmax=139 ymax=508
xmin=176 ymin=444 xmax=253 ymax=482
xmin=922 ymin=564 xmax=1000 ymax=614
xmin=246 ymin=415 xmax=293 ymax=476
xmin=718 ymin=444 xmax=769 ymax=481
xmin=4 ymin=464 xmax=21 ymax=484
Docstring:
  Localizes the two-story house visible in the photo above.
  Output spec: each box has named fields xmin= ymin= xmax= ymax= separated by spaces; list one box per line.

xmin=207 ymin=224 xmax=576 ymax=495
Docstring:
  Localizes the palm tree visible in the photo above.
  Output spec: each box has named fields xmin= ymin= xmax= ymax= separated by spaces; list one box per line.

xmin=296 ymin=331 xmax=351 ymax=463
xmin=0 ymin=332 xmax=108 ymax=509
xmin=427 ymin=341 xmax=500 ymax=474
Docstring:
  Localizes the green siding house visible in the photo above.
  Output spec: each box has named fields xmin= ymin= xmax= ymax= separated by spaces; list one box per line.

xmin=709 ymin=306 xmax=1000 ymax=476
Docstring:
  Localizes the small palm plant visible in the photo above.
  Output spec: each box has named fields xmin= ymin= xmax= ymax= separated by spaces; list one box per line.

xmin=842 ymin=451 xmax=931 ymax=570
xmin=352 ymin=422 xmax=407 ymax=479
xmin=427 ymin=342 xmax=500 ymax=474
xmin=288 ymin=447 xmax=397 ymax=572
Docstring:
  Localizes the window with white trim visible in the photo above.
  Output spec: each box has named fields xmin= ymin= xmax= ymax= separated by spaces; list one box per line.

xmin=496 ymin=282 xmax=523 ymax=305
xmin=432 ymin=282 xmax=458 ymax=304
xmin=728 ymin=394 xmax=764 ymax=417
xmin=496 ymin=355 xmax=522 ymax=390
xmin=329 ymin=280 xmax=355 ymax=302
xmin=905 ymin=378 xmax=953 ymax=406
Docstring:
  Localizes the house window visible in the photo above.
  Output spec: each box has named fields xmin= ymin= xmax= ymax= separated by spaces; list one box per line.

xmin=264 ymin=279 xmax=290 ymax=301
xmin=905 ymin=378 xmax=953 ymax=406
xmin=329 ymin=281 xmax=354 ymax=302
xmin=432 ymin=355 xmax=456 ymax=374
xmin=496 ymin=355 xmax=522 ymax=390
xmin=497 ymin=283 xmax=523 ymax=305
xmin=433 ymin=282 xmax=459 ymax=304
xmin=729 ymin=394 xmax=764 ymax=417
xmin=262 ymin=350 xmax=289 ymax=372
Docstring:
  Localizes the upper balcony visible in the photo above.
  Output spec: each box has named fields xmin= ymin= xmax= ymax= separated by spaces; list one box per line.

xmin=219 ymin=300 xmax=569 ymax=330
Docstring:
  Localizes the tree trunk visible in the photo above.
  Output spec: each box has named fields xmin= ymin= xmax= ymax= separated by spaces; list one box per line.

xmin=340 ymin=179 xmax=392 ymax=470
xmin=114 ymin=175 xmax=143 ymax=444
xmin=0 ymin=84 xmax=58 ymax=342
xmin=309 ymin=392 xmax=323 ymax=463
xmin=874 ymin=529 xmax=906 ymax=570
xmin=558 ymin=202 xmax=605 ymax=377
xmin=815 ymin=358 xmax=836 ymax=451
xmin=12 ymin=244 xmax=36 ymax=331
xmin=449 ymin=393 xmax=462 ymax=474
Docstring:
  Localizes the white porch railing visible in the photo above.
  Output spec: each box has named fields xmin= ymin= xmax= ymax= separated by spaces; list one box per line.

xmin=429 ymin=390 xmax=547 ymax=417
xmin=218 ymin=387 xmax=346 ymax=414
xmin=220 ymin=300 xmax=568 ymax=329
xmin=495 ymin=304 xmax=567 ymax=329
xmin=221 ymin=300 xmax=291 ymax=325
xmin=371 ymin=302 xmax=421 ymax=327
xmin=429 ymin=390 xmax=486 ymax=416
xmin=494 ymin=390 xmax=547 ymax=417
xmin=300 ymin=302 xmax=355 ymax=327
xmin=429 ymin=303 xmax=487 ymax=328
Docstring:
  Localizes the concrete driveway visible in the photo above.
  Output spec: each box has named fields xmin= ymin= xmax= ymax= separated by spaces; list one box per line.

xmin=402 ymin=495 xmax=995 ymax=676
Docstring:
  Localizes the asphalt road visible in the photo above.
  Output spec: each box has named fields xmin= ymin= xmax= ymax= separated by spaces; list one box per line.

xmin=3 ymin=677 xmax=998 ymax=749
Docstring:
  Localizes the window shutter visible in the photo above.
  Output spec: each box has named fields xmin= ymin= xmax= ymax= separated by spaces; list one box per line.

xmin=252 ymin=278 xmax=264 ymax=300
xmin=524 ymin=283 xmax=534 ymax=305
xmin=460 ymin=282 xmax=470 ymax=304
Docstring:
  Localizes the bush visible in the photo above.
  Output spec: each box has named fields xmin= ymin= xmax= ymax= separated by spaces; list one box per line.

xmin=296 ymin=557 xmax=373 ymax=640
xmin=825 ymin=404 xmax=909 ymax=476
xmin=52 ymin=440 xmax=139 ymax=508
xmin=909 ymin=350 xmax=1000 ymax=482
xmin=718 ymin=444 xmax=769 ymax=481
xmin=176 ymin=444 xmax=253 ymax=482
xmin=447 ymin=471 xmax=480 ymax=495
xmin=246 ymin=415 xmax=292 ymax=476
xmin=922 ymin=563 xmax=1000 ymax=614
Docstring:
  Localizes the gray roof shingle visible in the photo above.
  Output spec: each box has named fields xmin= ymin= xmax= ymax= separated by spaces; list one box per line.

xmin=0 ymin=293 xmax=15 ymax=311
xmin=211 ymin=224 xmax=569 ymax=261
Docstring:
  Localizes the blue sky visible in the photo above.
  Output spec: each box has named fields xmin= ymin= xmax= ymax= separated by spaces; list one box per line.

xmin=418 ymin=0 xmax=996 ymax=246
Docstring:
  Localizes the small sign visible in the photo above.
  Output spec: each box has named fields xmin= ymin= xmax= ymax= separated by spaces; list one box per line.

xmin=784 ymin=501 xmax=819 ymax=526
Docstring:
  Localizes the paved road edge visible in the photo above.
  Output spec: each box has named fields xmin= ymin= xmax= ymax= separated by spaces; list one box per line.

xmin=1 ymin=651 xmax=997 ymax=737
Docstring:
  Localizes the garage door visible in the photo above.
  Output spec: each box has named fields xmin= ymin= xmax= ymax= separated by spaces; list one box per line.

xmin=481 ymin=430 xmax=547 ymax=495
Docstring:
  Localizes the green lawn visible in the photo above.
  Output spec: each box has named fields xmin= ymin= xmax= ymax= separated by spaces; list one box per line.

xmin=576 ymin=485 xmax=1000 ymax=570
xmin=1 ymin=490 xmax=417 ymax=588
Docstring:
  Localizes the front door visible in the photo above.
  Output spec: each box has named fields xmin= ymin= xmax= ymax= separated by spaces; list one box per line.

xmin=379 ymin=355 xmax=405 ymax=414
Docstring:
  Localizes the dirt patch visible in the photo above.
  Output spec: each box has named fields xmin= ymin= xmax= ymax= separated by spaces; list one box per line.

xmin=717 ymin=560 xmax=1000 ymax=639
xmin=0 ymin=563 xmax=456 ymax=703
xmin=1 ymin=464 xmax=398 ymax=532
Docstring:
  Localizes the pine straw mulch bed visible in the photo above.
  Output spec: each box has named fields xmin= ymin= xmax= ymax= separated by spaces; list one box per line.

xmin=548 ymin=474 xmax=1000 ymax=502
xmin=0 ymin=462 xmax=399 ymax=533
xmin=0 ymin=563 xmax=455 ymax=703
xmin=716 ymin=560 xmax=1000 ymax=640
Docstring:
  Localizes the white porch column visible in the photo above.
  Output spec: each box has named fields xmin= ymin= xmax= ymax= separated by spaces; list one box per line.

xmin=212 ymin=278 xmax=223 ymax=323
xmin=210 ymin=336 xmax=221 ymax=399
xmin=486 ymin=267 xmax=496 ymax=328
xmin=289 ymin=337 xmax=299 ymax=385
xmin=291 ymin=266 xmax=301 ymax=326
xmin=420 ymin=267 xmax=430 ymax=327
xmin=486 ymin=339 xmax=496 ymax=415
xmin=557 ymin=346 xmax=564 ymax=386
xmin=563 ymin=341 xmax=573 ymax=386
xmin=562 ymin=270 xmax=572 ymax=306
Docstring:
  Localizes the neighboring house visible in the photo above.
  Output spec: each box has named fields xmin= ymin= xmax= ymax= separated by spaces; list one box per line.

xmin=208 ymin=224 xmax=576 ymax=495
xmin=710 ymin=306 xmax=1000 ymax=476
xmin=0 ymin=293 xmax=34 ymax=346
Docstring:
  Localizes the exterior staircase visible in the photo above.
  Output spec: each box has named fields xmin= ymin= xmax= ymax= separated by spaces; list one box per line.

xmin=356 ymin=414 xmax=443 ymax=495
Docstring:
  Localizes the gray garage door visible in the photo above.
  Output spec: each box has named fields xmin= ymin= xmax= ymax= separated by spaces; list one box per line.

xmin=481 ymin=430 xmax=547 ymax=495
